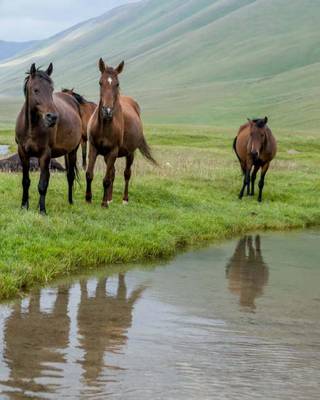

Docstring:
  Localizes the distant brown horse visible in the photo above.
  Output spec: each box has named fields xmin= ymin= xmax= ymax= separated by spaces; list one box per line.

xmin=62 ymin=88 xmax=97 ymax=169
xmin=233 ymin=117 xmax=277 ymax=202
xmin=16 ymin=63 xmax=82 ymax=214
xmin=86 ymin=59 xmax=157 ymax=207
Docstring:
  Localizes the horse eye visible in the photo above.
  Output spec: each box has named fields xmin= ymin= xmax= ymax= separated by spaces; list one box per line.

xmin=34 ymin=89 xmax=39 ymax=94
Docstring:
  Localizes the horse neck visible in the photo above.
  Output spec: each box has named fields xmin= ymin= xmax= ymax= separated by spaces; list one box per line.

xmin=24 ymin=93 xmax=40 ymax=134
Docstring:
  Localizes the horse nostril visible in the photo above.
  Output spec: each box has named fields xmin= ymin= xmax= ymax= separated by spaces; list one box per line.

xmin=102 ymin=107 xmax=113 ymax=119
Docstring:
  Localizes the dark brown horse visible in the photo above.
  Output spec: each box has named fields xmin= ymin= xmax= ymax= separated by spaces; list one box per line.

xmin=86 ymin=58 xmax=157 ymax=207
xmin=62 ymin=88 xmax=97 ymax=169
xmin=233 ymin=117 xmax=277 ymax=202
xmin=16 ymin=63 xmax=82 ymax=214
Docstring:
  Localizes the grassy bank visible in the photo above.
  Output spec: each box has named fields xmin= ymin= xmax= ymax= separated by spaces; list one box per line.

xmin=0 ymin=125 xmax=319 ymax=300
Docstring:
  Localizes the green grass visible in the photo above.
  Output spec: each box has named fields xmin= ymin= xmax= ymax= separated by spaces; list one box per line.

xmin=0 ymin=124 xmax=319 ymax=300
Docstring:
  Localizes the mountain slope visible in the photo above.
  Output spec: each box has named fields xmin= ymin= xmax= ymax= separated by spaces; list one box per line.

xmin=0 ymin=0 xmax=319 ymax=132
xmin=0 ymin=40 xmax=38 ymax=62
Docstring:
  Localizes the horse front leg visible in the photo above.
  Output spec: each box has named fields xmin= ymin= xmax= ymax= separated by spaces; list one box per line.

xmin=38 ymin=152 xmax=51 ymax=215
xmin=18 ymin=148 xmax=31 ymax=210
xmin=66 ymin=148 xmax=78 ymax=205
xmin=102 ymin=149 xmax=118 ymax=208
xmin=85 ymin=143 xmax=98 ymax=203
xmin=239 ymin=168 xmax=251 ymax=199
xmin=258 ymin=163 xmax=270 ymax=202
xmin=250 ymin=165 xmax=260 ymax=196
xmin=107 ymin=165 xmax=115 ymax=205
xmin=123 ymin=153 xmax=134 ymax=204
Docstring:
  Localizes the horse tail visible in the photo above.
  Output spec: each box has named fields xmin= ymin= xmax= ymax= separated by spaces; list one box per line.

xmin=233 ymin=136 xmax=241 ymax=163
xmin=233 ymin=136 xmax=246 ymax=175
xmin=138 ymin=136 xmax=158 ymax=166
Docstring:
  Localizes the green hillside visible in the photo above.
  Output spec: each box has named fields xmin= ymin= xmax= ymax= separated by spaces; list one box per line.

xmin=0 ymin=0 xmax=319 ymax=132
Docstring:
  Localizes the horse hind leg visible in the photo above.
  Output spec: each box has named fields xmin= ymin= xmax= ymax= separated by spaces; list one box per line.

xmin=123 ymin=153 xmax=134 ymax=204
xmin=66 ymin=148 xmax=78 ymax=205
xmin=81 ymin=140 xmax=87 ymax=170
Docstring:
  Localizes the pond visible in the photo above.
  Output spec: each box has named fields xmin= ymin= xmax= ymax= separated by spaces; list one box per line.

xmin=0 ymin=145 xmax=9 ymax=156
xmin=0 ymin=231 xmax=319 ymax=399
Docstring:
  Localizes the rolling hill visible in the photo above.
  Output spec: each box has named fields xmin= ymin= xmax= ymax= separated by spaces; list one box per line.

xmin=0 ymin=0 xmax=319 ymax=132
xmin=0 ymin=40 xmax=38 ymax=62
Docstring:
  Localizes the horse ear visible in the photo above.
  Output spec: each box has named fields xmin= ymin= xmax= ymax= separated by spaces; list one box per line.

xmin=99 ymin=58 xmax=106 ymax=73
xmin=247 ymin=118 xmax=253 ymax=126
xmin=46 ymin=63 xmax=53 ymax=76
xmin=116 ymin=61 xmax=125 ymax=75
xmin=264 ymin=116 xmax=268 ymax=125
xmin=30 ymin=63 xmax=36 ymax=76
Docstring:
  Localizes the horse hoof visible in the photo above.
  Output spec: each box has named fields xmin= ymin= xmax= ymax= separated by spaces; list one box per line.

xmin=123 ymin=200 xmax=129 ymax=205
xmin=40 ymin=210 xmax=47 ymax=216
xmin=107 ymin=200 xmax=113 ymax=205
xmin=101 ymin=202 xmax=109 ymax=208
xmin=21 ymin=204 xmax=29 ymax=211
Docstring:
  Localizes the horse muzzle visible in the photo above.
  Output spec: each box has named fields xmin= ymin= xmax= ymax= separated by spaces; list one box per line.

xmin=101 ymin=107 xmax=114 ymax=121
xmin=44 ymin=112 xmax=58 ymax=128
xmin=251 ymin=150 xmax=259 ymax=163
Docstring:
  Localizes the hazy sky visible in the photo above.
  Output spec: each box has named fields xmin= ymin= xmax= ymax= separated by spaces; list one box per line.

xmin=0 ymin=0 xmax=136 ymax=42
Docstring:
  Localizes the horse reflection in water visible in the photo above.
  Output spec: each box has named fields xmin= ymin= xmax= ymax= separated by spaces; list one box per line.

xmin=2 ymin=286 xmax=70 ymax=397
xmin=226 ymin=236 xmax=269 ymax=310
xmin=1 ymin=274 xmax=144 ymax=398
xmin=78 ymin=274 xmax=145 ymax=389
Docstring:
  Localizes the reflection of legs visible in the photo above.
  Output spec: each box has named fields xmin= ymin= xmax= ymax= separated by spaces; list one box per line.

xmin=123 ymin=154 xmax=134 ymax=204
xmin=247 ymin=236 xmax=255 ymax=261
xmin=86 ymin=144 xmax=98 ymax=203
xmin=117 ymin=273 xmax=127 ymax=300
xmin=258 ymin=163 xmax=270 ymax=202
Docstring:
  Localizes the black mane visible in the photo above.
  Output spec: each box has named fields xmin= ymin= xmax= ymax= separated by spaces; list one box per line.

xmin=61 ymin=88 xmax=93 ymax=105
xmin=24 ymin=69 xmax=53 ymax=96
xmin=252 ymin=118 xmax=267 ymax=128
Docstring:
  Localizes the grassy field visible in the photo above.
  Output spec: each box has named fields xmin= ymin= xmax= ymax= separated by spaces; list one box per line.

xmin=0 ymin=124 xmax=319 ymax=300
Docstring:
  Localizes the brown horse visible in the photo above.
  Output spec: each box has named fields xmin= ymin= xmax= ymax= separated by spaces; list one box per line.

xmin=233 ymin=117 xmax=277 ymax=202
xmin=16 ymin=63 xmax=82 ymax=214
xmin=86 ymin=58 xmax=157 ymax=207
xmin=62 ymin=88 xmax=97 ymax=169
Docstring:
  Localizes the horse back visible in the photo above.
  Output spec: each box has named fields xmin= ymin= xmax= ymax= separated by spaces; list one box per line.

xmin=52 ymin=93 xmax=82 ymax=154
xmin=235 ymin=123 xmax=251 ymax=162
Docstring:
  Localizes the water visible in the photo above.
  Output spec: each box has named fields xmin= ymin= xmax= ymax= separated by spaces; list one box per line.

xmin=0 ymin=231 xmax=319 ymax=399
xmin=0 ymin=145 xmax=9 ymax=156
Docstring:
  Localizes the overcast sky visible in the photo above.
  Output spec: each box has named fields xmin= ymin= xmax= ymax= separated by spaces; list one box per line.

xmin=0 ymin=0 xmax=136 ymax=42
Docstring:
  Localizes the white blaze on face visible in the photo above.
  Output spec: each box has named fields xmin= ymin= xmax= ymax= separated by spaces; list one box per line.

xmin=108 ymin=77 xmax=113 ymax=85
